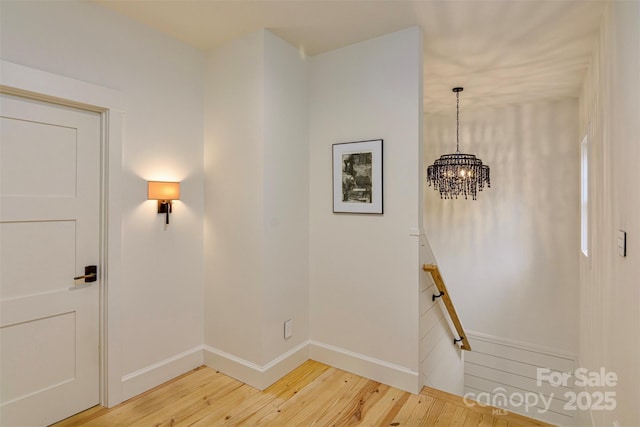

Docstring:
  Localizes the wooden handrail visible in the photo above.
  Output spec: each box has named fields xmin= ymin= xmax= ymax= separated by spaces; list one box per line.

xmin=423 ymin=264 xmax=471 ymax=351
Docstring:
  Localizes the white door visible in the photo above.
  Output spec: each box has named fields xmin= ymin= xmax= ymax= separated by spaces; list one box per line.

xmin=0 ymin=93 xmax=101 ymax=426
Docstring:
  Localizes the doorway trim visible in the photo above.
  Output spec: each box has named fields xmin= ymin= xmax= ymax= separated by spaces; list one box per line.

xmin=1 ymin=60 xmax=125 ymax=407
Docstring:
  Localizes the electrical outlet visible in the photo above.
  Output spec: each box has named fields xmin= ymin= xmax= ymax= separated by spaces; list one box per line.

xmin=284 ymin=319 xmax=293 ymax=339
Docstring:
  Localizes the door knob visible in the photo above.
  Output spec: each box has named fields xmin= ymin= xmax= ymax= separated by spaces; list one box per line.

xmin=74 ymin=265 xmax=97 ymax=283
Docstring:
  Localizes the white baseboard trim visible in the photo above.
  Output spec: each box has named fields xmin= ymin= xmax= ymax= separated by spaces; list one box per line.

xmin=120 ymin=346 xmax=204 ymax=401
xmin=118 ymin=340 xmax=421 ymax=403
xmin=203 ymin=341 xmax=310 ymax=390
xmin=309 ymin=340 xmax=420 ymax=394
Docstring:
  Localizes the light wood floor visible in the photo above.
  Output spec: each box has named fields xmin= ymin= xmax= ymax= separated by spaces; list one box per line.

xmin=53 ymin=360 xmax=554 ymax=426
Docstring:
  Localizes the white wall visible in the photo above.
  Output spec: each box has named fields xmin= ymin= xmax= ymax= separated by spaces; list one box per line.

xmin=262 ymin=32 xmax=310 ymax=363
xmin=204 ymin=30 xmax=265 ymax=364
xmin=0 ymin=1 xmax=205 ymax=402
xmin=1 ymin=0 xmax=516 ymax=404
xmin=424 ymin=99 xmax=580 ymax=354
xmin=579 ymin=2 xmax=640 ymax=426
xmin=308 ymin=27 xmax=424 ymax=393
xmin=203 ymin=30 xmax=309 ymax=387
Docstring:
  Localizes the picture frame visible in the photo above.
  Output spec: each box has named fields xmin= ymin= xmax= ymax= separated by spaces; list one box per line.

xmin=332 ymin=139 xmax=383 ymax=214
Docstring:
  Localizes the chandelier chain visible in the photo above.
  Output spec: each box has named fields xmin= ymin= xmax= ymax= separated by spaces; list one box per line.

xmin=456 ymin=90 xmax=460 ymax=153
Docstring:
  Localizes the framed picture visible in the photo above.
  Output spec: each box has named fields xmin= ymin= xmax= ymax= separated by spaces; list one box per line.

xmin=333 ymin=139 xmax=383 ymax=214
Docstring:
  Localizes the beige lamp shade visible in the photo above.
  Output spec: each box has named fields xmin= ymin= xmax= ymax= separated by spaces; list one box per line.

xmin=148 ymin=181 xmax=180 ymax=201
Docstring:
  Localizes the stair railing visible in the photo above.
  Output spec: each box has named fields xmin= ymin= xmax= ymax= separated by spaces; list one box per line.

xmin=422 ymin=263 xmax=471 ymax=350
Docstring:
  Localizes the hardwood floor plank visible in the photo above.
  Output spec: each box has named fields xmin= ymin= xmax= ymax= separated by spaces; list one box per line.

xmin=324 ymin=380 xmax=397 ymax=426
xmin=461 ymin=411 xmax=494 ymax=427
xmin=492 ymin=418 xmax=510 ymax=427
xmin=303 ymin=377 xmax=380 ymax=425
xmin=261 ymin=370 xmax=364 ymax=425
xmin=129 ymin=373 xmax=244 ymax=426
xmin=235 ymin=367 xmax=349 ymax=425
xmin=53 ymin=361 xmax=556 ymax=427
xmin=420 ymin=385 xmax=553 ymax=427
xmin=53 ymin=367 xmax=217 ymax=427
xmin=432 ymin=402 xmax=463 ymax=426
xmin=442 ymin=402 xmax=469 ymax=426
xmin=52 ymin=405 xmax=110 ymax=427
xmin=262 ymin=359 xmax=331 ymax=399
xmin=358 ymin=384 xmax=408 ymax=425
xmin=387 ymin=392 xmax=432 ymax=425
xmin=213 ymin=360 xmax=330 ymax=426
xmin=181 ymin=383 xmax=262 ymax=426
xmin=421 ymin=397 xmax=447 ymax=425
xmin=91 ymin=368 xmax=230 ymax=427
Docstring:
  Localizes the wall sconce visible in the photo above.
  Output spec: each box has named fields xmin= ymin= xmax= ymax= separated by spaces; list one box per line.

xmin=148 ymin=181 xmax=180 ymax=225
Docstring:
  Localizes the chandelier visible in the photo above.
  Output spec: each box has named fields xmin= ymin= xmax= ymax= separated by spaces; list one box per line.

xmin=427 ymin=87 xmax=490 ymax=200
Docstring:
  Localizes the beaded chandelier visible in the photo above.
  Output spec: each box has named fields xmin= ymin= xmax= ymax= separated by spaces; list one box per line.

xmin=427 ymin=87 xmax=490 ymax=200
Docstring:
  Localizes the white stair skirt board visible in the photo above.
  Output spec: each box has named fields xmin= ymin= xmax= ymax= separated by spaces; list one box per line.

xmin=121 ymin=346 xmax=204 ymax=401
xmin=309 ymin=341 xmax=420 ymax=394
xmin=203 ymin=342 xmax=310 ymax=391
xmin=464 ymin=331 xmax=577 ymax=427
xmin=418 ymin=232 xmax=465 ymax=397
xmin=419 ymin=279 xmax=465 ymax=396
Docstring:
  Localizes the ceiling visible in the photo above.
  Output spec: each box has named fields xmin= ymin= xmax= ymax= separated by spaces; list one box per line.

xmin=95 ymin=0 xmax=606 ymax=113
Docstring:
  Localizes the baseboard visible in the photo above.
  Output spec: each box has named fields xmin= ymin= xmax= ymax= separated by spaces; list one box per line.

xmin=309 ymin=340 xmax=420 ymax=394
xmin=203 ymin=341 xmax=310 ymax=390
xmin=119 ymin=340 xmax=420 ymax=403
xmin=120 ymin=346 xmax=204 ymax=401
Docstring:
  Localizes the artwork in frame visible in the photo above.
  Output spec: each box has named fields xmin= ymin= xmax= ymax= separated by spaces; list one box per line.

xmin=332 ymin=139 xmax=383 ymax=214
